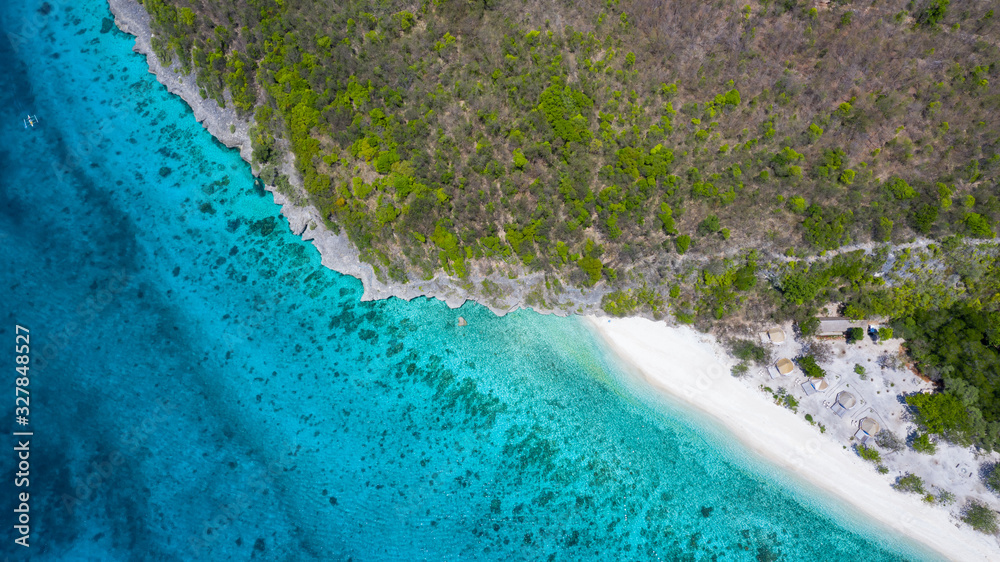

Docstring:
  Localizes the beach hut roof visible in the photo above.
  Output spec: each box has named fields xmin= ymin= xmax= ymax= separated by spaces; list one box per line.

xmin=836 ymin=392 xmax=856 ymax=409
xmin=767 ymin=328 xmax=785 ymax=343
xmin=860 ymin=417 xmax=880 ymax=435
xmin=814 ymin=379 xmax=829 ymax=391
xmin=775 ymin=358 xmax=794 ymax=375
xmin=818 ymin=318 xmax=853 ymax=336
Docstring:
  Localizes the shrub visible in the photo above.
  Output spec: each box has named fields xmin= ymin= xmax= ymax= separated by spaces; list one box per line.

xmin=848 ymin=327 xmax=864 ymax=343
xmin=905 ymin=392 xmax=974 ymax=444
xmin=875 ymin=216 xmax=894 ymax=241
xmin=913 ymin=204 xmax=938 ymax=233
xmin=962 ymin=500 xmax=999 ymax=534
xmin=512 ymin=149 xmax=528 ymax=170
xmin=838 ymin=169 xmax=856 ymax=185
xmin=884 ymin=176 xmax=916 ymax=200
xmin=874 ymin=430 xmax=904 ymax=453
xmin=798 ymin=316 xmax=819 ymax=337
xmin=964 ymin=213 xmax=995 ymax=238
xmin=798 ymin=355 xmax=826 ymax=378
xmin=784 ymin=394 xmax=799 ymax=412
xmin=657 ymin=203 xmax=676 ymax=234
xmin=912 ymin=433 xmax=937 ymax=454
xmin=731 ymin=362 xmax=750 ymax=378
xmin=986 ymin=464 xmax=1000 ymax=494
xmin=877 ymin=326 xmax=893 ymax=341
xmin=772 ymin=146 xmax=805 ymax=177
xmin=808 ymin=123 xmax=823 ymax=142
xmin=675 ymin=235 xmax=691 ymax=254
xmin=916 ymin=0 xmax=950 ymax=27
xmin=893 ymin=473 xmax=925 ymax=494
xmin=937 ymin=490 xmax=956 ymax=505
xmin=788 ymin=196 xmax=808 ymax=213
xmin=601 ymin=290 xmax=639 ymax=317
xmin=734 ymin=263 xmax=757 ymax=291
xmin=697 ymin=214 xmax=721 ymax=235
xmin=578 ymin=256 xmax=603 ymax=286
xmin=856 ymin=445 xmax=881 ymax=463
xmin=802 ymin=204 xmax=852 ymax=250
xmin=730 ymin=339 xmax=769 ymax=364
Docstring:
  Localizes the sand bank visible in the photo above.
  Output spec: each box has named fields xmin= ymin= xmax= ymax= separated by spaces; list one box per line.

xmin=585 ymin=316 xmax=998 ymax=561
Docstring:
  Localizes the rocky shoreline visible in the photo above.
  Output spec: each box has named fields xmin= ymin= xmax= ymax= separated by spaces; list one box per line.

xmin=108 ymin=0 xmax=609 ymax=318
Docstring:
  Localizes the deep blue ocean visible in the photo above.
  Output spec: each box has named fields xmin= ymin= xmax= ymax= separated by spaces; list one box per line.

xmin=0 ymin=0 xmax=938 ymax=560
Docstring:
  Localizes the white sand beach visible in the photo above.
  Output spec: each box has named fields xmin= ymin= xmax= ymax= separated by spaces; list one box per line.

xmin=585 ymin=316 xmax=999 ymax=561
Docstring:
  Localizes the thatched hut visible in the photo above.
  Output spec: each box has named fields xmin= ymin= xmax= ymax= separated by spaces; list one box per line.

xmin=831 ymin=391 xmax=856 ymax=417
xmin=855 ymin=417 xmax=881 ymax=444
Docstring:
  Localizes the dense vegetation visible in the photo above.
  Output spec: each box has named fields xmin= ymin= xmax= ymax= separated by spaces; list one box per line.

xmin=142 ymin=0 xmax=1000 ymax=291
xmin=896 ymin=305 xmax=1000 ymax=449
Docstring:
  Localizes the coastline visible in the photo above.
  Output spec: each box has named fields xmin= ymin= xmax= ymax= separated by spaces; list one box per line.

xmin=105 ymin=0 xmax=1000 ymax=554
xmin=107 ymin=0 xmax=999 ymax=324
xmin=584 ymin=315 xmax=999 ymax=561
xmin=107 ymin=0 xmax=607 ymax=318
xmin=100 ymin=1 xmax=998 ymax=558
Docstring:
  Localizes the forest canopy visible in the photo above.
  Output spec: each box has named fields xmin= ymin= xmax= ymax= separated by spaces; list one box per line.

xmin=896 ymin=306 xmax=1000 ymax=450
xmin=141 ymin=0 xmax=1000 ymax=288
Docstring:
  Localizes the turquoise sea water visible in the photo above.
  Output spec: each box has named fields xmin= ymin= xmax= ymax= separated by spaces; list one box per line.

xmin=0 ymin=1 xmax=938 ymax=560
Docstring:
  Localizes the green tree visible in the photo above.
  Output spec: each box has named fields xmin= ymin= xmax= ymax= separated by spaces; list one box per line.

xmin=916 ymin=0 xmax=950 ymax=27
xmin=962 ymin=501 xmax=998 ymax=534
xmin=675 ymin=235 xmax=691 ymax=254
xmin=884 ymin=176 xmax=916 ymax=200
xmin=986 ymin=465 xmax=1000 ymax=494
xmin=848 ymin=327 xmax=864 ymax=343
xmin=875 ymin=430 xmax=904 ymax=452
xmin=856 ymin=444 xmax=881 ymax=463
xmin=838 ymin=168 xmax=856 ymax=185
xmin=512 ymin=149 xmax=528 ymax=170
xmin=579 ymin=256 xmax=603 ymax=285
xmin=893 ymin=473 xmax=925 ymax=494
xmin=875 ymin=216 xmax=894 ymax=241
xmin=657 ymin=203 xmax=676 ymax=234
xmin=912 ymin=433 xmax=937 ymax=454
xmin=913 ymin=204 xmax=938 ymax=234
xmin=798 ymin=355 xmax=826 ymax=378
xmin=697 ymin=214 xmax=721 ymax=235
xmin=788 ymin=196 xmax=807 ymax=213
xmin=807 ymin=123 xmax=824 ymax=142
xmin=906 ymin=392 xmax=975 ymax=443
xmin=964 ymin=213 xmax=995 ymax=237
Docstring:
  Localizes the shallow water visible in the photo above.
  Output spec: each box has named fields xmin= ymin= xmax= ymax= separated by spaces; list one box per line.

xmin=0 ymin=0 xmax=935 ymax=560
